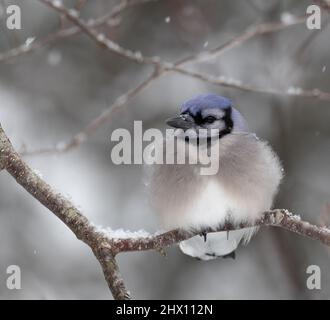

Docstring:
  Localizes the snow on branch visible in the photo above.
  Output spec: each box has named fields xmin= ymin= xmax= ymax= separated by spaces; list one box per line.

xmin=39 ymin=0 xmax=330 ymax=102
xmin=1 ymin=124 xmax=330 ymax=299
xmin=2 ymin=0 xmax=330 ymax=300
xmin=20 ymin=1 xmax=329 ymax=156
xmin=0 ymin=0 xmax=157 ymax=63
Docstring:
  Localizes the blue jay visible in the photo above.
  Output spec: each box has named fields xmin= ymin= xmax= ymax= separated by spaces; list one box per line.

xmin=149 ymin=94 xmax=283 ymax=260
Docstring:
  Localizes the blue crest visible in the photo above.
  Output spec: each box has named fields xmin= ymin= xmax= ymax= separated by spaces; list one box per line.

xmin=180 ymin=94 xmax=232 ymax=115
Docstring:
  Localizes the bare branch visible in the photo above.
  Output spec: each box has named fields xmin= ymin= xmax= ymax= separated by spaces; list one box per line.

xmin=175 ymin=16 xmax=306 ymax=66
xmin=0 ymin=0 xmax=157 ymax=63
xmin=22 ymin=5 xmax=326 ymax=156
xmin=38 ymin=0 xmax=330 ymax=102
xmin=315 ymin=0 xmax=330 ymax=11
xmin=22 ymin=67 xmax=160 ymax=155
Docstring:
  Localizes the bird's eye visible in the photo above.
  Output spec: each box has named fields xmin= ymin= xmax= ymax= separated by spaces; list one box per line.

xmin=204 ymin=116 xmax=216 ymax=123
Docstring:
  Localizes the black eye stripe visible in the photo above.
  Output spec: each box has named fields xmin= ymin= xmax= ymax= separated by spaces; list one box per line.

xmin=181 ymin=108 xmax=233 ymax=136
xmin=204 ymin=115 xmax=216 ymax=123
xmin=191 ymin=111 xmax=203 ymax=125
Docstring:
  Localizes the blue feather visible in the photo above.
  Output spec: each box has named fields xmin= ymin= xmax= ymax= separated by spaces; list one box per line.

xmin=180 ymin=94 xmax=232 ymax=115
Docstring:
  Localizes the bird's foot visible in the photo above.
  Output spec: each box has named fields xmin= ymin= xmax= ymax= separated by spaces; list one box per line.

xmin=222 ymin=251 xmax=236 ymax=260
xmin=199 ymin=232 xmax=207 ymax=242
xmin=156 ymin=247 xmax=167 ymax=257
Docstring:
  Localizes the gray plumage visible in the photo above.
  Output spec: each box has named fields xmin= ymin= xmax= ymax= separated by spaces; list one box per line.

xmin=148 ymin=94 xmax=283 ymax=260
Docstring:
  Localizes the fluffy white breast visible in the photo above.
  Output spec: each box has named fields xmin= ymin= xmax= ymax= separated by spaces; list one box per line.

xmin=149 ymin=132 xmax=283 ymax=230
xmin=183 ymin=179 xmax=230 ymax=227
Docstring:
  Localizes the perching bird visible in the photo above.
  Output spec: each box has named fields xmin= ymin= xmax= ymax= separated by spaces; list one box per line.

xmin=148 ymin=94 xmax=283 ymax=260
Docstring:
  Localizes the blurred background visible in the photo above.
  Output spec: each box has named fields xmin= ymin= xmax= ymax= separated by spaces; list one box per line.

xmin=0 ymin=0 xmax=330 ymax=299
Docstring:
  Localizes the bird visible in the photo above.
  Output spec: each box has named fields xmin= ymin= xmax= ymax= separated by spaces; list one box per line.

xmin=148 ymin=93 xmax=283 ymax=261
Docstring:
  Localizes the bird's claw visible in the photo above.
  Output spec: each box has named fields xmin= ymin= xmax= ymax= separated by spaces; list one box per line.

xmin=200 ymin=232 xmax=207 ymax=242
xmin=222 ymin=251 xmax=236 ymax=260
xmin=156 ymin=247 xmax=167 ymax=257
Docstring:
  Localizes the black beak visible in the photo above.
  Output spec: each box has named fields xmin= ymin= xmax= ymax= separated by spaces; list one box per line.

xmin=166 ymin=114 xmax=194 ymax=130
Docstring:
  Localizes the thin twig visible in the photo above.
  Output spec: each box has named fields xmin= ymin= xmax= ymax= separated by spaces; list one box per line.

xmin=22 ymin=6 xmax=325 ymax=156
xmin=39 ymin=0 xmax=330 ymax=102
xmin=0 ymin=0 xmax=157 ymax=63
xmin=175 ymin=16 xmax=306 ymax=66
xmin=295 ymin=17 xmax=330 ymax=62
xmin=22 ymin=67 xmax=160 ymax=155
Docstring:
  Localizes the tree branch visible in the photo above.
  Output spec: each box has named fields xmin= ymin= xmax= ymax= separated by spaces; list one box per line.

xmin=1 ymin=122 xmax=330 ymax=298
xmin=39 ymin=0 xmax=330 ymax=102
xmin=0 ymin=123 xmax=130 ymax=300
xmin=21 ymin=5 xmax=322 ymax=156
xmin=2 ymin=1 xmax=330 ymax=299
xmin=0 ymin=0 xmax=157 ymax=63
xmin=22 ymin=67 xmax=161 ymax=155
xmin=109 ymin=209 xmax=330 ymax=254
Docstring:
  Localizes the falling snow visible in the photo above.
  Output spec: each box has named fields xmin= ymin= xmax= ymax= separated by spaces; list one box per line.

xmin=280 ymin=12 xmax=296 ymax=25
xmin=97 ymin=33 xmax=106 ymax=42
xmin=165 ymin=16 xmax=171 ymax=23
xmin=25 ymin=37 xmax=36 ymax=47
xmin=56 ymin=141 xmax=67 ymax=150
xmin=47 ymin=50 xmax=62 ymax=66
xmin=52 ymin=0 xmax=63 ymax=8
xmin=287 ymin=86 xmax=303 ymax=95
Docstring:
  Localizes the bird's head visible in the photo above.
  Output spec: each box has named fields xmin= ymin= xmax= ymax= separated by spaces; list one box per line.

xmin=166 ymin=94 xmax=247 ymax=139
